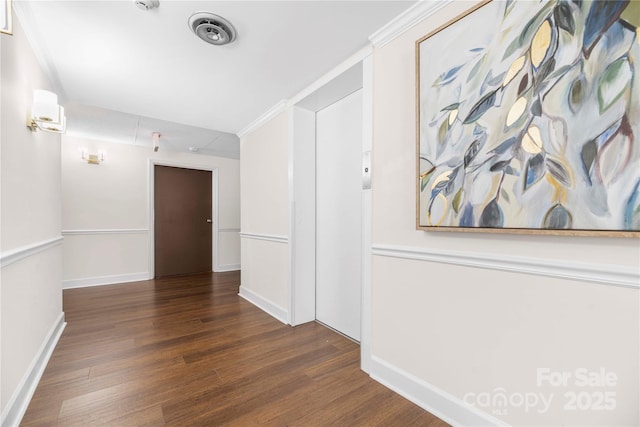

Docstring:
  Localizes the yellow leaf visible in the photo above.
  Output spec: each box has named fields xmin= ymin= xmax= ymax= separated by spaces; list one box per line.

xmin=506 ymin=96 xmax=527 ymax=127
xmin=448 ymin=109 xmax=458 ymax=126
xmin=531 ymin=20 xmax=551 ymax=68
xmin=522 ymin=125 xmax=543 ymax=154
xmin=431 ymin=170 xmax=452 ymax=190
xmin=503 ymin=56 xmax=526 ymax=87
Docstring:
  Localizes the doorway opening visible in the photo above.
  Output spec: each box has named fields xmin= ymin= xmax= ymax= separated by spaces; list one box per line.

xmin=288 ymin=59 xmax=370 ymax=348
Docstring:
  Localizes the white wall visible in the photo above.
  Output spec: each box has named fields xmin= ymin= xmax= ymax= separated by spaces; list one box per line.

xmin=0 ymin=18 xmax=65 ymax=425
xmin=369 ymin=1 xmax=640 ymax=426
xmin=61 ymin=135 xmax=240 ymax=288
xmin=239 ymin=110 xmax=290 ymax=321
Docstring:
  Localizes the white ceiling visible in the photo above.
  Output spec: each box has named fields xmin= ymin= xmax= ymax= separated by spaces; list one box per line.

xmin=15 ymin=0 xmax=416 ymax=158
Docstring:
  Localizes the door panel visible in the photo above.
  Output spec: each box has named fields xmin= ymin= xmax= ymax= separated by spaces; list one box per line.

xmin=154 ymin=165 xmax=212 ymax=277
xmin=316 ymin=90 xmax=363 ymax=341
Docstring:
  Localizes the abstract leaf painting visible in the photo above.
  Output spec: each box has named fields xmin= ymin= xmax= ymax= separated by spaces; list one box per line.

xmin=416 ymin=0 xmax=640 ymax=235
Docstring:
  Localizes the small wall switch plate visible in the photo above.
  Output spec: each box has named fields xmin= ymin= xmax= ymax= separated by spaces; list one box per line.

xmin=362 ymin=151 xmax=371 ymax=190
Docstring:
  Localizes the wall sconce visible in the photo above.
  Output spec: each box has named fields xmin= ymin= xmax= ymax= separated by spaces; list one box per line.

xmin=26 ymin=90 xmax=66 ymax=133
xmin=80 ymin=148 xmax=105 ymax=165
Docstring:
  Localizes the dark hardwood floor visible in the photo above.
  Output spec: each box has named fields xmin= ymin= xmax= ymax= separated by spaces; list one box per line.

xmin=22 ymin=272 xmax=447 ymax=426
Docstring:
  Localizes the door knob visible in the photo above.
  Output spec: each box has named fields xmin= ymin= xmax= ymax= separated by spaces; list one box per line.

xmin=206 ymin=219 xmax=212 ymax=223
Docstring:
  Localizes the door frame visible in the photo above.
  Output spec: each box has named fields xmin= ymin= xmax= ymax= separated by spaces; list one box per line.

xmin=287 ymin=49 xmax=373 ymax=372
xmin=148 ymin=159 xmax=220 ymax=278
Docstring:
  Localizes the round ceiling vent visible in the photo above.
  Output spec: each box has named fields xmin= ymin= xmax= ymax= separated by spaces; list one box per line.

xmin=188 ymin=12 xmax=237 ymax=46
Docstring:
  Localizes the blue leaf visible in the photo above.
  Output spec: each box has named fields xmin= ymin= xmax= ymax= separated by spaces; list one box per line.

xmin=524 ymin=154 xmax=545 ymax=191
xmin=433 ymin=64 xmax=464 ymax=86
xmin=583 ymin=0 xmax=628 ymax=57
xmin=624 ymin=179 xmax=640 ymax=229
xmin=479 ymin=199 xmax=504 ymax=228
xmin=459 ymin=203 xmax=475 ymax=227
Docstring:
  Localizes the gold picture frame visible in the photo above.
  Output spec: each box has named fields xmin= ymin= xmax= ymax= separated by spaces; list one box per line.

xmin=1 ymin=0 xmax=12 ymax=35
xmin=416 ymin=0 xmax=640 ymax=237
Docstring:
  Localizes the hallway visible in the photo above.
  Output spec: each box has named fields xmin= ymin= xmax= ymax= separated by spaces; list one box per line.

xmin=21 ymin=272 xmax=446 ymax=426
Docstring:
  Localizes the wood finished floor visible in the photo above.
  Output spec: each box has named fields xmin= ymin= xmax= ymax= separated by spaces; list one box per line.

xmin=22 ymin=272 xmax=448 ymax=426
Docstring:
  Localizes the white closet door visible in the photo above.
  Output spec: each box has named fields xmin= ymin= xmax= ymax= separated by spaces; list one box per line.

xmin=315 ymin=89 xmax=362 ymax=341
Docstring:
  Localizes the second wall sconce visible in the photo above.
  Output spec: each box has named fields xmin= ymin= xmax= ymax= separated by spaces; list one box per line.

xmin=26 ymin=89 xmax=66 ymax=133
xmin=80 ymin=148 xmax=105 ymax=165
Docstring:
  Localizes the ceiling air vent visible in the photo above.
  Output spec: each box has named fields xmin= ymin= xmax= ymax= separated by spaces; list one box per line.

xmin=188 ymin=12 xmax=237 ymax=46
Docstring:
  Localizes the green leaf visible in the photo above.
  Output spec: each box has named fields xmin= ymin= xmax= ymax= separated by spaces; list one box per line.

xmin=452 ymin=188 xmax=464 ymax=213
xmin=554 ymin=2 xmax=576 ymax=35
xmin=598 ymin=57 xmax=632 ymax=113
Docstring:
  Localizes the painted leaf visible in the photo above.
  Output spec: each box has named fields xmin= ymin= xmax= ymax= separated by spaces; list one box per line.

xmin=533 ymin=58 xmax=556 ymax=90
xmin=479 ymin=199 xmax=504 ymax=228
xmin=452 ymin=188 xmax=464 ymax=214
xmin=554 ymin=2 xmax=576 ymax=35
xmin=597 ymin=116 xmax=634 ymax=185
xmin=464 ymin=89 xmax=498 ymax=124
xmin=624 ymin=179 xmax=640 ymax=230
xmin=522 ymin=125 xmax=544 ymax=155
xmin=428 ymin=193 xmax=448 ymax=226
xmin=430 ymin=170 xmax=455 ymax=199
xmin=501 ymin=188 xmax=511 ymax=203
xmin=433 ymin=64 xmax=465 ymax=87
xmin=505 ymin=96 xmax=528 ymax=127
xmin=437 ymin=119 xmax=449 ymax=154
xmin=531 ymin=19 xmax=552 ymax=68
xmin=530 ymin=98 xmax=542 ymax=117
xmin=583 ymin=0 xmax=628 ymax=57
xmin=504 ymin=0 xmax=515 ymax=17
xmin=503 ymin=56 xmax=526 ymax=87
xmin=467 ymin=55 xmax=488 ymax=83
xmin=518 ymin=74 xmax=530 ymax=96
xmin=444 ymin=167 xmax=460 ymax=196
xmin=490 ymin=137 xmax=517 ymax=155
xmin=568 ymin=75 xmax=586 ymax=113
xmin=546 ymin=157 xmax=572 ymax=188
xmin=419 ymin=158 xmax=435 ymax=192
xmin=448 ymin=109 xmax=459 ymax=126
xmin=459 ymin=203 xmax=475 ymax=227
xmin=441 ymin=103 xmax=460 ymax=111
xmin=580 ymin=140 xmax=597 ymax=184
xmin=503 ymin=2 xmax=555 ymax=60
xmin=490 ymin=160 xmax=511 ymax=172
xmin=524 ymin=154 xmax=545 ymax=191
xmin=597 ymin=57 xmax=632 ymax=113
xmin=464 ymin=139 xmax=482 ymax=168
xmin=543 ymin=204 xmax=573 ymax=229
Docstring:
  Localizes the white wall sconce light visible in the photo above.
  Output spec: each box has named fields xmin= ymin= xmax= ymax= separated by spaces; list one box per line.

xmin=26 ymin=89 xmax=66 ymax=133
xmin=80 ymin=148 xmax=105 ymax=165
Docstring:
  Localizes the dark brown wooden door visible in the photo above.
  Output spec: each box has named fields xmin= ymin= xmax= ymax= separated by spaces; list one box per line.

xmin=154 ymin=165 xmax=212 ymax=277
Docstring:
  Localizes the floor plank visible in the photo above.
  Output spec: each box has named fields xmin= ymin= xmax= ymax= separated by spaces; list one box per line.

xmin=21 ymin=271 xmax=448 ymax=426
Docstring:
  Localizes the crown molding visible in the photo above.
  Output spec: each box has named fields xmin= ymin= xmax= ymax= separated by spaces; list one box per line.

xmin=236 ymin=100 xmax=288 ymax=139
xmin=369 ymin=0 xmax=453 ymax=48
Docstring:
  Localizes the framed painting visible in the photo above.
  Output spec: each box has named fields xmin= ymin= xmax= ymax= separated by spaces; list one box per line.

xmin=416 ymin=0 xmax=640 ymax=237
xmin=1 ymin=0 xmax=11 ymax=35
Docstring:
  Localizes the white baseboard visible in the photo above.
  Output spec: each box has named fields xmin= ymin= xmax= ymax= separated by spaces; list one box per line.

xmin=238 ymin=286 xmax=289 ymax=325
xmin=369 ymin=356 xmax=508 ymax=427
xmin=215 ymin=263 xmax=241 ymax=272
xmin=1 ymin=313 xmax=66 ymax=427
xmin=62 ymin=272 xmax=149 ymax=289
